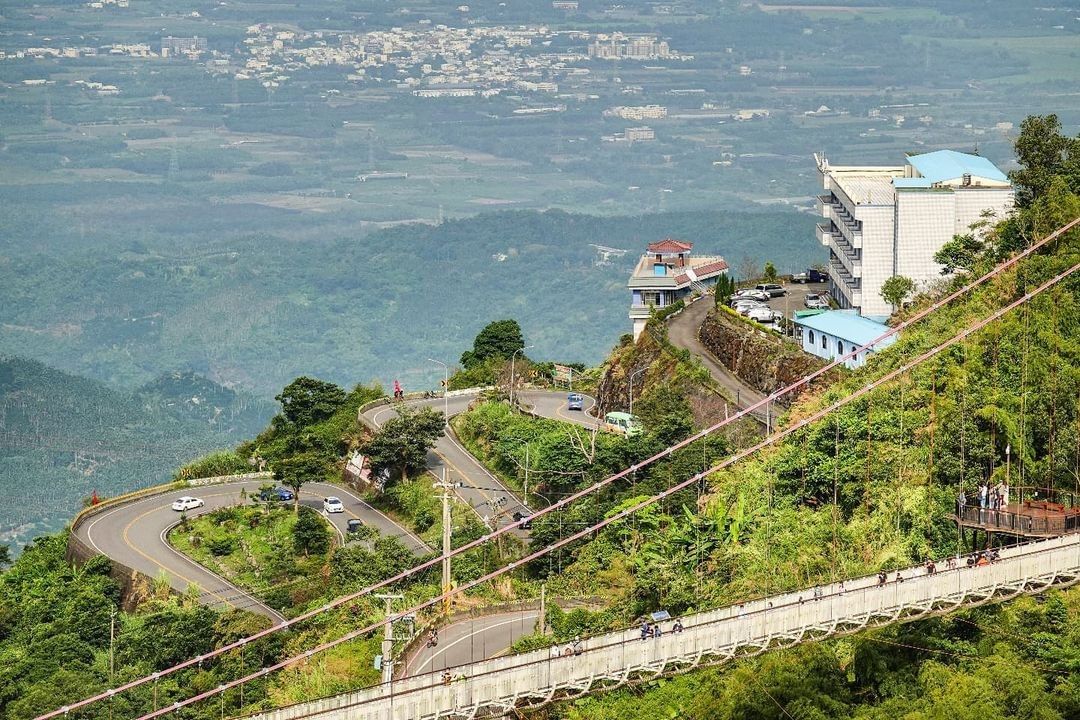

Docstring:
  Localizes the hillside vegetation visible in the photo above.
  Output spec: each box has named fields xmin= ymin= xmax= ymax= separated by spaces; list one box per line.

xmin=0 ymin=357 xmax=271 ymax=544
xmin=529 ymin=116 xmax=1080 ymax=718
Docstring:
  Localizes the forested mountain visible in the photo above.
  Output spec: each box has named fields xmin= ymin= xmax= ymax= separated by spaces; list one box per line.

xmin=0 ymin=357 xmax=269 ymax=544
xmin=0 ymin=208 xmax=813 ymax=398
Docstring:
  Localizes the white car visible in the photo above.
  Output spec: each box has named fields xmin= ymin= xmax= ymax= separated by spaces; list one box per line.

xmin=745 ymin=306 xmax=781 ymax=323
xmin=171 ymin=496 xmax=205 ymax=512
xmin=737 ymin=301 xmax=769 ymax=316
xmin=804 ymin=293 xmax=830 ymax=310
xmin=323 ymin=496 xmax=345 ymax=514
xmin=729 ymin=289 xmax=769 ymax=303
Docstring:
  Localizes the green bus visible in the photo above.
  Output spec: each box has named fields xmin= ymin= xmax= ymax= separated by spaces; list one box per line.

xmin=604 ymin=411 xmax=643 ymax=437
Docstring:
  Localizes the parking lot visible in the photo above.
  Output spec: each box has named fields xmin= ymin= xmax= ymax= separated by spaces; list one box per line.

xmin=732 ymin=281 xmax=829 ymax=320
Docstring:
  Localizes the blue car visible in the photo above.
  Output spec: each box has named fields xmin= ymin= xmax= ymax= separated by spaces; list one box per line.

xmin=567 ymin=393 xmax=584 ymax=411
xmin=259 ymin=486 xmax=294 ymax=502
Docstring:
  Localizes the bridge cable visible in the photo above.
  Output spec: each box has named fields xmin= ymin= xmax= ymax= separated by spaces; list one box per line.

xmin=121 ymin=259 xmax=1080 ymax=720
xmin=39 ymin=217 xmax=1080 ymax=720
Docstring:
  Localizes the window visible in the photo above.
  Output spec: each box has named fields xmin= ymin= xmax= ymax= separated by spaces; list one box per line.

xmin=808 ymin=330 xmax=815 ymax=345
xmin=837 ymin=341 xmax=844 ymax=355
xmin=821 ymin=334 xmax=828 ymax=349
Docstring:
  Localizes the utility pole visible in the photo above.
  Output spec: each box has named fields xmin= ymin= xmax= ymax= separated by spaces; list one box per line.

xmin=538 ymin=584 xmax=547 ymax=635
xmin=523 ymin=443 xmax=530 ymax=501
xmin=375 ymin=593 xmax=404 ymax=684
xmin=434 ymin=469 xmax=460 ymax=615
xmin=629 ymin=367 xmax=646 ymax=416
xmin=109 ymin=609 xmax=116 ymax=681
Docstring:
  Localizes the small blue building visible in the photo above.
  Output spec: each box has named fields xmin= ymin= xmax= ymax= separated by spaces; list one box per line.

xmin=791 ymin=310 xmax=897 ymax=369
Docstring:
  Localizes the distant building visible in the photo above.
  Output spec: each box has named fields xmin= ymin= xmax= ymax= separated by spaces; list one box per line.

xmin=628 ymin=239 xmax=728 ymax=339
xmin=791 ymin=310 xmax=897 ymax=369
xmin=604 ymin=105 xmax=667 ymax=121
xmin=588 ymin=34 xmax=672 ymax=60
xmin=552 ymin=0 xmax=579 ymax=10
xmin=816 ymin=150 xmax=1014 ymax=317
xmin=161 ymin=36 xmax=207 ymax=57
xmin=625 ymin=126 xmax=655 ymax=142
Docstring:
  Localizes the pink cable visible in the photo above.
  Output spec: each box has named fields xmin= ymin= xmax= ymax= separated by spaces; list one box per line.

xmin=39 ymin=217 xmax=1079 ymax=720
xmin=128 ymin=260 xmax=1080 ymax=720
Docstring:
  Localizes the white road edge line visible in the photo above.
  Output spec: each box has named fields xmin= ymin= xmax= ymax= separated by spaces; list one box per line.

xmin=410 ymin=613 xmax=539 ymax=675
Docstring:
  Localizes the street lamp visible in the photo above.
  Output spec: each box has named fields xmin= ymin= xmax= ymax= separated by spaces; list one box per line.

xmin=629 ymin=367 xmax=647 ymax=417
xmin=509 ymin=345 xmax=534 ymax=406
xmin=427 ymin=358 xmax=449 ymax=422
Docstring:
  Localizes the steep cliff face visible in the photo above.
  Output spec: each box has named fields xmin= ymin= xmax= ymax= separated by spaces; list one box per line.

xmin=698 ymin=308 xmax=836 ymax=404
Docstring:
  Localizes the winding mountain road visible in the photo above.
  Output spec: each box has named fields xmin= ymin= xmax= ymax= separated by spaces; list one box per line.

xmin=74 ymin=480 xmax=429 ymax=622
xmin=361 ymin=391 xmax=597 ymax=535
xmin=76 ymin=389 xmax=595 ymax=627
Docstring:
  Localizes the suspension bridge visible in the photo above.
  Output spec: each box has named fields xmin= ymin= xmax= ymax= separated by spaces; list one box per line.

xmin=37 ymin=217 xmax=1080 ymax=720
xmin=244 ymin=534 xmax=1080 ymax=720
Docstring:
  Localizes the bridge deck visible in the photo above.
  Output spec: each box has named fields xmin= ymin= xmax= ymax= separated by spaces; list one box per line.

xmin=245 ymin=534 xmax=1080 ymax=720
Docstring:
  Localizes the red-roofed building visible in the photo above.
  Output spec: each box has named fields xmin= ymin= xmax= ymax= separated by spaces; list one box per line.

xmin=628 ymin=238 xmax=728 ymax=339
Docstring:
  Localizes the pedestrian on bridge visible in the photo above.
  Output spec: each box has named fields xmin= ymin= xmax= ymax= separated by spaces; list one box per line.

xmin=979 ymin=482 xmax=988 ymax=509
xmin=641 ymin=621 xmax=651 ymax=641
xmin=572 ymin=636 xmax=583 ymax=656
xmin=672 ymin=619 xmax=684 ymax=633
xmin=877 ymin=570 xmax=887 ymax=586
xmin=653 ymin=623 xmax=662 ymax=639
xmin=550 ymin=644 xmax=561 ymax=660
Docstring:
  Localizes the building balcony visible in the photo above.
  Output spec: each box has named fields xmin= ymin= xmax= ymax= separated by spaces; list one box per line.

xmin=816 ymin=193 xmax=834 ymax=217
xmin=828 ymin=257 xmax=861 ymax=289
xmin=829 ymin=243 xmax=861 ymax=278
xmin=829 ymin=205 xmax=863 ymax=248
xmin=815 ymin=222 xmax=833 ymax=247
xmin=629 ymin=303 xmax=666 ymax=319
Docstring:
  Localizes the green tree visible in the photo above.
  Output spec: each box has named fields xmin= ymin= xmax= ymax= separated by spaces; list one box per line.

xmin=272 ymin=452 xmax=328 ymax=512
xmin=362 ymin=406 xmax=445 ymax=484
xmin=1009 ymin=113 xmax=1080 ymax=208
xmin=292 ymin=507 xmax=331 ymax=556
xmin=0 ymin=544 xmax=10 ymax=568
xmin=934 ymin=232 xmax=987 ymax=275
xmin=460 ymin=319 xmax=525 ymax=369
xmin=763 ymin=261 xmax=778 ymax=282
xmin=274 ymin=377 xmax=347 ymax=430
xmin=880 ymin=275 xmax=916 ymax=311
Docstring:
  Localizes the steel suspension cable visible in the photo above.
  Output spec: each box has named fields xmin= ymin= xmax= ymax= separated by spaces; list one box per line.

xmin=37 ymin=216 xmax=1080 ymax=720
xmin=127 ymin=259 xmax=1080 ymax=720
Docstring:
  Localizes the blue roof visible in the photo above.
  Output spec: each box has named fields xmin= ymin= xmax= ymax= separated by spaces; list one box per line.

xmin=792 ymin=310 xmax=893 ymax=346
xmin=892 ymin=177 xmax=935 ymax=189
xmin=906 ymin=150 xmax=1008 ymax=184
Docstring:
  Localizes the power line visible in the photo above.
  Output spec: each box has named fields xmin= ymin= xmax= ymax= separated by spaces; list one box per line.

xmin=38 ymin=217 xmax=1080 ymax=720
xmin=124 ymin=259 xmax=1080 ymax=720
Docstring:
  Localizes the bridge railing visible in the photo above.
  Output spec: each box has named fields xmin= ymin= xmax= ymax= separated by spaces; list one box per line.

xmin=244 ymin=534 xmax=1080 ymax=720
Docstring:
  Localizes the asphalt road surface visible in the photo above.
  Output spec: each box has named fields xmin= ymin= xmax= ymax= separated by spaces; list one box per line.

xmin=405 ymin=610 xmax=540 ymax=677
xmin=75 ymin=480 xmax=429 ymax=622
xmin=361 ymin=391 xmax=596 ymax=536
xmin=667 ymin=297 xmax=770 ymax=426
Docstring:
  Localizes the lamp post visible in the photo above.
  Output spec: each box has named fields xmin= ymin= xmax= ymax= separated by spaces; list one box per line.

xmin=427 ymin=358 xmax=449 ymax=423
xmin=509 ymin=345 xmax=534 ymax=407
xmin=629 ymin=367 xmax=647 ymax=417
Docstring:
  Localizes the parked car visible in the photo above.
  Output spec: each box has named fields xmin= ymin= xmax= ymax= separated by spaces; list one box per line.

xmin=754 ymin=283 xmax=787 ymax=297
xmin=323 ymin=496 xmax=345 ymax=514
xmin=729 ymin=289 xmax=769 ymax=303
xmin=258 ymin=486 xmax=295 ymax=502
xmin=745 ymin=307 xmax=783 ymax=324
xmin=731 ymin=296 xmax=767 ymax=310
xmin=737 ymin=301 xmax=768 ymax=316
xmin=346 ymin=518 xmax=365 ymax=533
xmin=804 ymin=293 xmax=830 ymax=310
xmin=171 ymin=496 xmax=205 ymax=512
xmin=792 ymin=269 xmax=827 ymax=283
xmin=567 ymin=393 xmax=584 ymax=411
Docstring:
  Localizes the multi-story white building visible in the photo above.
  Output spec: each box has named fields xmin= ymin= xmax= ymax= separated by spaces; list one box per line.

xmin=816 ymin=150 xmax=1014 ymax=317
